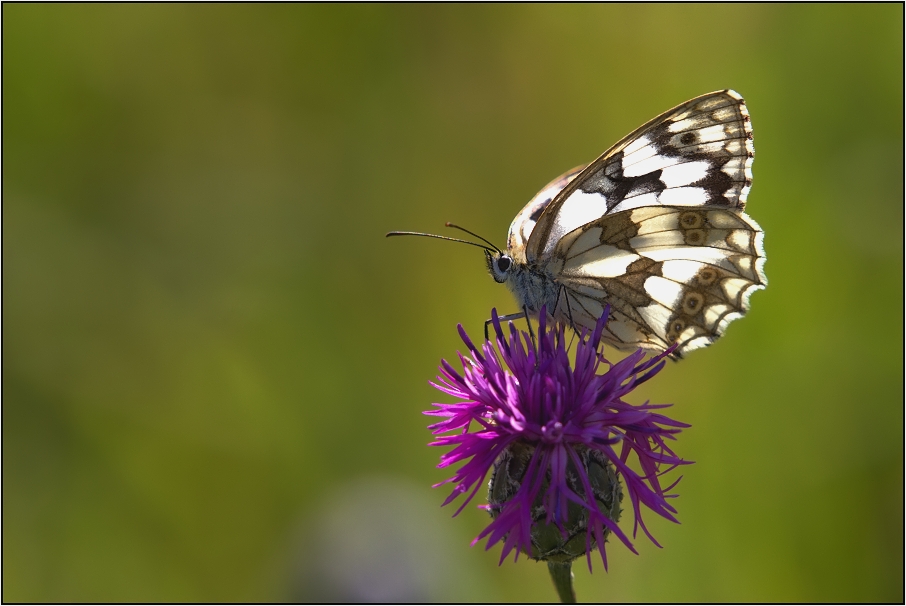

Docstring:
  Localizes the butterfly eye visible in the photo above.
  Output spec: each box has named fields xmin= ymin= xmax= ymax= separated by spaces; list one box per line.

xmin=497 ymin=257 xmax=512 ymax=272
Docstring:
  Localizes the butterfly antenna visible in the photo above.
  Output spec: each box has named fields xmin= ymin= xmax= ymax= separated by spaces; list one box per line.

xmin=444 ymin=223 xmax=502 ymax=254
xmin=385 ymin=231 xmax=497 ymax=253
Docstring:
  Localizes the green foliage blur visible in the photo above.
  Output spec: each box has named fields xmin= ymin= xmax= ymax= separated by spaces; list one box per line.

xmin=3 ymin=4 xmax=902 ymax=602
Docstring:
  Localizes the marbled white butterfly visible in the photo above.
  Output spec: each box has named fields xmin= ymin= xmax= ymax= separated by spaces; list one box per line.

xmin=390 ymin=90 xmax=766 ymax=357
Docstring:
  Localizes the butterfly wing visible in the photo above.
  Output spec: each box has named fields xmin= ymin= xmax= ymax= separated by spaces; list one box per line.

xmin=546 ymin=205 xmax=765 ymax=355
xmin=526 ymin=90 xmax=754 ymax=263
xmin=506 ymin=164 xmax=586 ymax=264
xmin=516 ymin=90 xmax=763 ymax=356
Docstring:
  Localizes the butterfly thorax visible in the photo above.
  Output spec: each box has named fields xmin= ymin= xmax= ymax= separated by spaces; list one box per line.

xmin=487 ymin=251 xmax=560 ymax=317
xmin=505 ymin=262 xmax=560 ymax=316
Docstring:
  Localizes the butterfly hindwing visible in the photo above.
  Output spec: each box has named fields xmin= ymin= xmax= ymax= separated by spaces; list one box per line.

xmin=547 ymin=205 xmax=765 ymax=355
xmin=526 ymin=90 xmax=754 ymax=263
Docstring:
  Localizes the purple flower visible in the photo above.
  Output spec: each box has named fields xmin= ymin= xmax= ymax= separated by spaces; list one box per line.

xmin=426 ymin=306 xmax=691 ymax=570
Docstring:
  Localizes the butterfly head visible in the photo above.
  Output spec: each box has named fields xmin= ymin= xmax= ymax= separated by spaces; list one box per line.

xmin=485 ymin=250 xmax=514 ymax=284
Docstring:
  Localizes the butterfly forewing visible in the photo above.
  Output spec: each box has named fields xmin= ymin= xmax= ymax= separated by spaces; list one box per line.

xmin=506 ymin=164 xmax=586 ymax=264
xmin=526 ymin=90 xmax=754 ymax=263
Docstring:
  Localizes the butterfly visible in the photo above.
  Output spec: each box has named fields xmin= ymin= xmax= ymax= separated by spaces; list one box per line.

xmin=390 ymin=90 xmax=766 ymax=358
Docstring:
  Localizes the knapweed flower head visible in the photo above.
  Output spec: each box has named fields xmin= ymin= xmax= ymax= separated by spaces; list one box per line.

xmin=426 ymin=306 xmax=691 ymax=570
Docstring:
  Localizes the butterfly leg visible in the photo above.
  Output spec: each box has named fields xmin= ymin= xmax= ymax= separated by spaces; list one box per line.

xmin=484 ymin=308 xmax=537 ymax=357
xmin=553 ymin=285 xmax=579 ymax=342
xmin=523 ymin=305 xmax=537 ymax=355
xmin=484 ymin=311 xmax=527 ymax=342
xmin=556 ymin=285 xmax=577 ymax=331
xmin=555 ymin=285 xmax=581 ymax=349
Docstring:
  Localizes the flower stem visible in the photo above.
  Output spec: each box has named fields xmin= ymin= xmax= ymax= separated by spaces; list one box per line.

xmin=547 ymin=561 xmax=576 ymax=603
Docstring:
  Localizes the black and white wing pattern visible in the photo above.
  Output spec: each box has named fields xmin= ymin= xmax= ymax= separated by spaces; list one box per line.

xmin=527 ymin=90 xmax=754 ymax=262
xmin=506 ymin=164 xmax=587 ymax=265
xmin=545 ymin=205 xmax=765 ymax=354
xmin=510 ymin=90 xmax=765 ymax=356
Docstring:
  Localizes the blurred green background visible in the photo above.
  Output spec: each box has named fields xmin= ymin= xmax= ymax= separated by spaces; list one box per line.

xmin=3 ymin=4 xmax=902 ymax=602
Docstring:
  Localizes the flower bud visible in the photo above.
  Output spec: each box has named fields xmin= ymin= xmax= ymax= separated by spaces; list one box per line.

xmin=488 ymin=442 xmax=623 ymax=563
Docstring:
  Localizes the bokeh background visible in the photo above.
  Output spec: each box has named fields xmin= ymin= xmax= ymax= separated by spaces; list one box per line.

xmin=3 ymin=4 xmax=902 ymax=602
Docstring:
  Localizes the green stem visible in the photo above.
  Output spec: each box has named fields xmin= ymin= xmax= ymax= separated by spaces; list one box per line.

xmin=547 ymin=561 xmax=576 ymax=603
